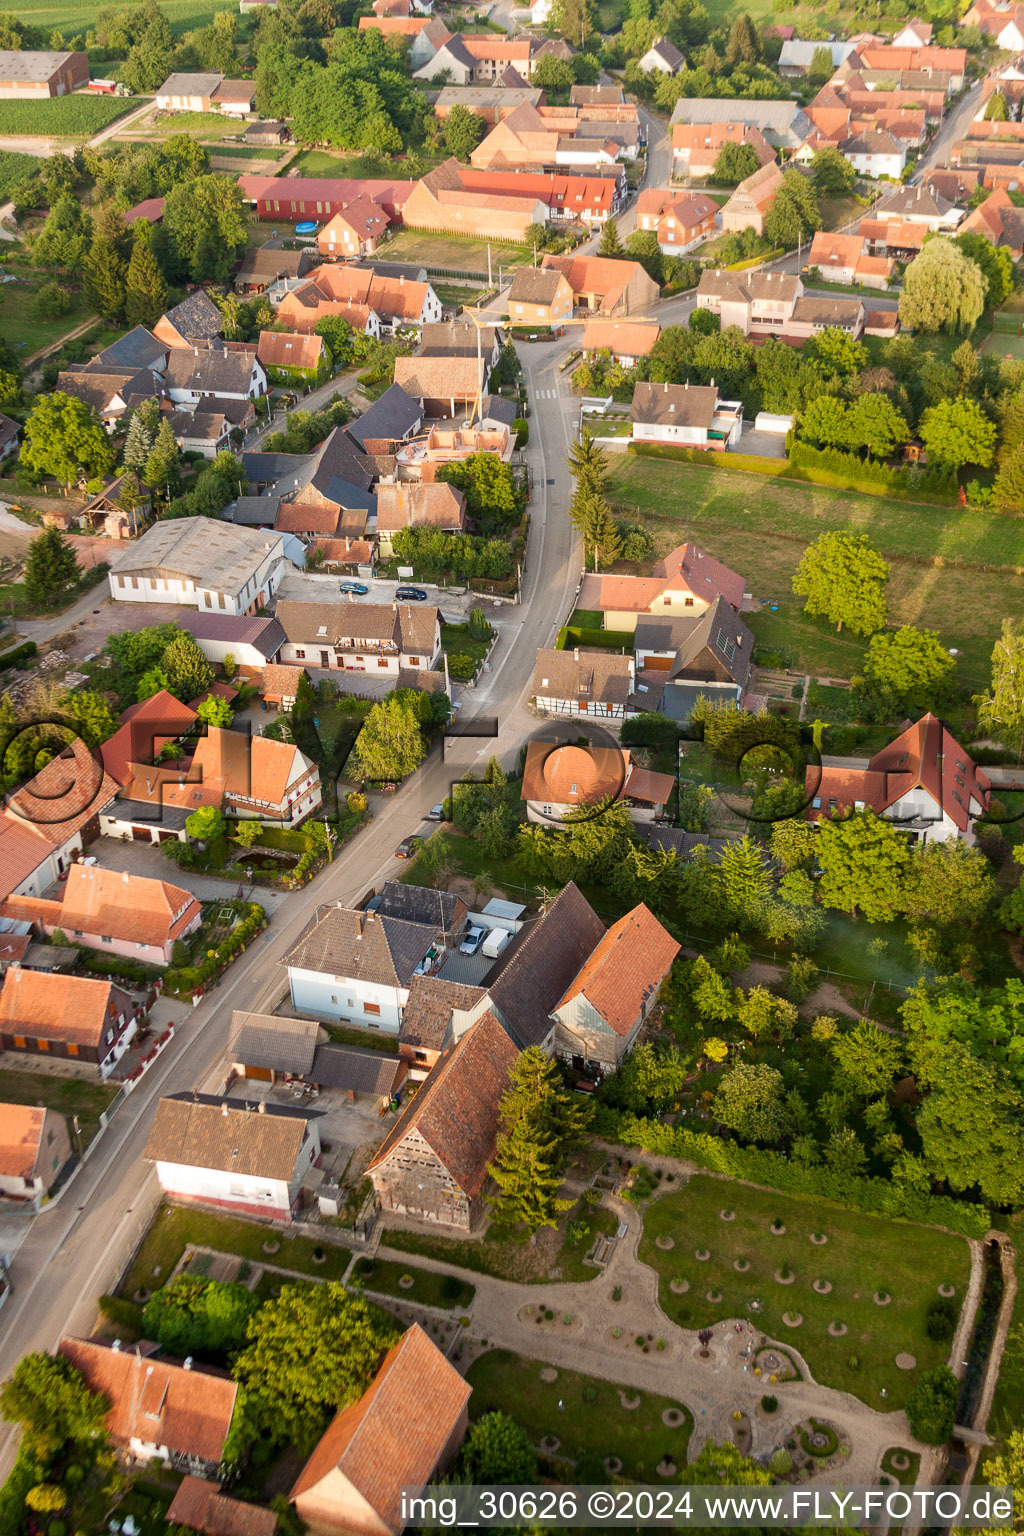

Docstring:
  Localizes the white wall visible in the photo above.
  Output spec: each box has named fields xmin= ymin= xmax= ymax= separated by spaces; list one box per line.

xmin=154 ymin=1159 xmax=293 ymax=1213
xmin=288 ymin=965 xmax=406 ymax=1033
xmin=633 ymin=420 xmax=708 ymax=446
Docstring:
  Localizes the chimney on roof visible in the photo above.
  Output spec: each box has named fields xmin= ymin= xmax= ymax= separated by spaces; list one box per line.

xmin=184 ymin=1356 xmax=193 ymax=1369
xmin=122 ymin=869 xmax=130 ymax=884
xmin=257 ymin=1100 xmax=265 ymax=1113
xmin=222 ymin=1102 xmax=229 ymax=1116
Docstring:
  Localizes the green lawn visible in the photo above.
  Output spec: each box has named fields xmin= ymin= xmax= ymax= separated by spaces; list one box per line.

xmin=442 ymin=622 xmax=491 ymax=664
xmin=639 ymin=1175 xmax=971 ymax=1410
xmin=0 ymin=1068 xmax=117 ymax=1148
xmin=0 ymin=283 xmax=94 ymax=359
xmin=352 ymin=1255 xmax=476 ymax=1310
xmin=466 ymin=1350 xmax=693 ymax=1479
xmin=383 ymin=229 xmax=533 ymax=274
xmin=130 ymin=111 xmax=249 ymax=140
xmin=606 ymin=457 xmax=1024 ymax=689
xmin=384 ymin=1200 xmax=619 ymax=1285
xmin=118 ymin=1204 xmax=351 ymax=1298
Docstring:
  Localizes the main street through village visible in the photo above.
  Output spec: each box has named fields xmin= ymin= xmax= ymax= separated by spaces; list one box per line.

xmin=0 ymin=105 xmax=985 ymax=1476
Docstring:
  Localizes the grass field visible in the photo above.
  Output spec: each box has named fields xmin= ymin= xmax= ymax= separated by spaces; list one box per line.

xmin=129 ymin=110 xmax=249 ymax=140
xmin=118 ymin=1203 xmax=351 ymax=1297
xmin=352 ymin=1255 xmax=476 ymax=1310
xmin=14 ymin=0 xmax=237 ymax=33
xmin=0 ymin=1068 xmax=117 ymax=1148
xmin=383 ymin=229 xmax=533 ymax=273
xmin=0 ymin=283 xmax=94 ymax=357
xmin=606 ymin=457 xmax=1024 ymax=687
xmin=639 ymin=1176 xmax=971 ymax=1410
xmin=384 ymin=1199 xmax=620 ymax=1285
xmin=209 ymin=144 xmax=288 ymax=162
xmin=0 ymin=94 xmax=138 ymax=137
xmin=466 ymin=1350 xmax=693 ymax=1479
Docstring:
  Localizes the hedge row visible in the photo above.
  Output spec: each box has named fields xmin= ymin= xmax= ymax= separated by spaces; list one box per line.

xmin=630 ymin=442 xmax=790 ymax=476
xmin=788 ymin=440 xmax=958 ymax=502
xmin=592 ymin=1107 xmax=991 ymax=1240
xmin=164 ymin=902 xmax=266 ymax=999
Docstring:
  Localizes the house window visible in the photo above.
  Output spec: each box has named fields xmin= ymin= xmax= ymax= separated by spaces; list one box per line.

xmin=37 ymin=1039 xmax=49 ymax=1052
xmin=295 ymin=648 xmax=305 ymax=659
xmin=12 ymin=1035 xmax=25 ymax=1048
xmin=364 ymin=1002 xmax=381 ymax=1016
xmin=377 ymin=657 xmax=389 ymax=668
xmin=67 ymin=1042 xmax=79 ymax=1056
xmin=102 ymin=935 xmax=112 ymax=944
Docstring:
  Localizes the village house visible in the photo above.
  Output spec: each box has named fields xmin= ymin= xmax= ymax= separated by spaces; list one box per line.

xmin=0 ymin=745 xmax=120 ymax=912
xmin=720 ymin=159 xmax=784 ymax=235
xmin=227 ymin=1011 xmax=407 ymax=1105
xmin=638 ymin=36 xmax=685 ymax=72
xmin=581 ymin=318 xmax=661 ymax=366
xmin=636 ymin=188 xmax=718 ymax=252
xmin=164 ymin=346 xmax=268 ymax=408
xmin=894 ymin=17 xmax=933 ymax=45
xmin=395 ymin=419 xmax=513 ymax=479
xmin=671 ymin=120 xmax=775 ymax=179
xmin=540 ymin=253 xmax=660 ymax=315
xmin=260 ymin=664 xmax=312 ymax=710
xmin=576 ymin=539 xmax=745 ymax=632
xmin=962 ymin=0 xmax=1024 ymax=49
xmin=107 ymin=518 xmax=287 ymax=616
xmin=375 ymin=482 xmax=467 ymax=555
xmin=630 ymin=380 xmax=743 ymax=451
xmin=548 ymin=904 xmax=680 ymax=1071
xmin=419 ymin=318 xmax=505 ymax=369
xmin=167 ymin=1478 xmax=277 ymax=1536
xmin=1 ymin=864 xmax=201 ymax=968
xmin=275 ymin=600 xmax=441 ymax=674
xmin=433 ymin=84 xmax=544 ymax=126
xmin=168 ymin=409 xmax=232 ymax=460
xmin=234 ymin=243 xmax=316 ymax=296
xmin=154 ymin=291 xmax=224 ymax=351
xmin=59 ymin=1337 xmax=238 ymax=1473
xmin=283 ymin=889 xmax=468 ymax=1033
xmin=778 ymin=37 xmax=857 ymax=74
xmin=806 ymin=714 xmax=991 ymax=844
xmin=531 ymin=648 xmax=638 ymax=719
xmin=291 ymin=1323 xmax=470 ymax=1536
xmin=397 ymin=974 xmax=491 ymax=1075
xmin=806 ymin=231 xmax=895 ymax=287
xmin=317 ymin=200 xmax=393 ymax=259
xmin=670 ymin=97 xmax=814 ymax=150
xmin=105 ymin=725 xmax=322 ymax=835
xmin=144 ymin=1092 xmax=323 ymax=1219
xmin=0 ymin=1105 xmax=72 ymax=1210
xmin=695 ymin=269 xmax=865 ymax=340
xmin=483 ymin=882 xmax=606 ymax=1054
xmin=177 ymin=612 xmax=286 ymax=673
xmin=632 ymin=596 xmax=754 ymax=720
xmin=842 ymin=127 xmax=907 ymax=179
xmin=0 ymin=969 xmax=140 ymax=1077
xmin=873 ymin=183 xmax=963 ymax=229
xmin=257 ymin=331 xmax=327 ymax=383
xmin=347 ymin=383 xmax=423 ymax=454
xmin=155 ymin=71 xmax=256 ymax=112
xmin=366 ymin=1010 xmax=517 ymax=1228
xmin=520 ymin=740 xmax=676 ymax=824
xmin=507 ymin=266 xmax=575 ymax=329
xmin=0 ymin=49 xmax=88 ymax=96
xmin=392 ymin=353 xmax=487 ymax=418
xmin=960 ymin=187 xmax=1024 ymax=256
xmin=55 ymin=366 xmax=156 ymax=432
xmin=851 ymin=43 xmax=966 ymax=93
xmin=277 ymin=267 xmax=441 ymax=336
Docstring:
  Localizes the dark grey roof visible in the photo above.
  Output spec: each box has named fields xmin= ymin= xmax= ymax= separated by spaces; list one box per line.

xmin=375 ymin=881 xmax=466 ymax=933
xmin=634 ymin=596 xmax=753 ymax=688
xmin=473 ymin=393 xmax=517 ymax=428
xmin=309 ymin=1042 xmax=403 ymax=1096
xmin=229 ymin=1011 xmax=322 ymax=1074
xmin=354 ymin=259 xmax=428 ymax=283
xmin=168 ymin=408 xmax=227 ymax=441
xmin=634 ymin=824 xmax=734 ymax=864
xmin=399 ymin=975 xmax=488 ymax=1052
xmin=165 ymin=348 xmax=258 ymax=397
xmin=104 ymin=797 xmax=193 ymax=831
xmin=236 ymin=245 xmax=315 ymax=285
xmin=791 ymin=294 xmax=864 ymax=329
xmin=93 ymin=326 xmax=166 ymax=373
xmin=487 ymin=882 xmax=606 ymax=1048
xmin=346 ymin=384 xmax=422 ymax=450
xmin=419 ymin=319 xmax=501 ymax=357
xmin=283 ymin=906 xmax=438 ymax=988
xmin=162 ymin=290 xmax=223 ymax=343
xmin=242 ymin=451 xmax=310 ymax=486
xmin=508 ymin=267 xmax=564 ymax=306
xmin=57 ymin=367 xmax=155 ymax=415
xmin=229 ymin=495 xmax=282 ymax=526
xmin=177 ymin=611 xmax=286 ymax=659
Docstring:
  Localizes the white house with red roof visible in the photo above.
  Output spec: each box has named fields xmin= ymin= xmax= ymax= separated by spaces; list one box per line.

xmin=577 ymin=540 xmax=746 ymax=634
xmin=805 ymin=713 xmax=991 ymax=844
xmin=549 ymin=903 xmax=680 ymax=1070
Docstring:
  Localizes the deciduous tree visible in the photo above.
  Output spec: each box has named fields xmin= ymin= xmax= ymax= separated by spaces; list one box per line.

xmin=792 ymin=530 xmax=889 ymax=636
xmin=919 ymin=396 xmax=996 ymax=472
xmin=459 ymin=1413 xmax=538 ymax=1484
xmin=764 ymin=169 xmax=821 ymax=248
xmin=712 ymin=140 xmax=760 ymax=185
xmin=162 ymin=174 xmax=248 ymax=283
xmin=443 ymin=103 xmax=485 ymax=159
xmin=811 ymin=143 xmax=855 ymax=195
xmin=815 ymin=809 xmax=908 ymax=922
xmin=898 ymin=236 xmax=986 ymax=333
xmin=0 ymin=1353 xmax=108 ymax=1463
xmin=860 ymin=625 xmax=955 ymax=713
xmin=714 ymin=1062 xmax=793 ymax=1144
xmin=21 ymin=393 xmax=114 ymax=491
xmin=975 ymin=617 xmax=1024 ymax=757
xmin=352 ymin=692 xmax=427 ymax=781
xmin=185 ymin=804 xmax=226 ymax=842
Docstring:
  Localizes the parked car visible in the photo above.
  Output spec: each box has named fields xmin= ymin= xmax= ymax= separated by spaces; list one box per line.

xmin=339 ymin=581 xmax=368 ymax=595
xmin=460 ymin=924 xmax=486 ymax=956
xmin=396 ymin=586 xmax=428 ymax=601
xmin=427 ymin=803 xmax=446 ymax=822
xmin=394 ymin=837 xmax=421 ymax=859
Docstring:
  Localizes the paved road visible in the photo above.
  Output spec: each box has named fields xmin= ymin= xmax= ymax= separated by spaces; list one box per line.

xmin=0 ymin=334 xmax=582 ymax=1479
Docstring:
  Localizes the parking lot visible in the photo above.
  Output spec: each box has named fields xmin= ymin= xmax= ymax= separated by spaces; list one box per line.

xmin=272 ymin=567 xmax=512 ymax=623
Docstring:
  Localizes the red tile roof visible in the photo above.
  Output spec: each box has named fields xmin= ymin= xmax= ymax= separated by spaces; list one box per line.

xmin=58 ymin=1338 xmax=237 ymax=1463
xmin=0 ymin=1105 xmax=47 ymax=1179
xmin=101 ymin=689 xmax=198 ymax=786
xmin=556 ymin=903 xmax=679 ymax=1036
xmin=5 ymin=738 xmax=119 ymax=846
xmin=291 ymin=1324 xmax=470 ymax=1536
xmin=367 ymin=1011 xmax=517 ymax=1197
xmin=167 ymin=1478 xmax=277 ymax=1536
xmin=2 ymin=863 xmax=199 ymax=950
xmin=0 ymin=968 xmax=131 ymax=1049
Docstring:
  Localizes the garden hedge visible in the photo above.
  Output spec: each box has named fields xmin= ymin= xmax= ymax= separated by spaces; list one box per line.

xmin=556 ymin=625 xmax=633 ymax=651
xmin=592 ymin=1108 xmax=990 ymax=1240
xmin=0 ymin=640 xmax=37 ymax=670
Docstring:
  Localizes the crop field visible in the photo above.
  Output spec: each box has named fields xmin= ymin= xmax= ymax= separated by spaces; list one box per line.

xmin=12 ymin=0 xmax=237 ymax=34
xmin=0 ymin=151 xmax=40 ymax=199
xmin=0 ymin=94 xmax=138 ymax=138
